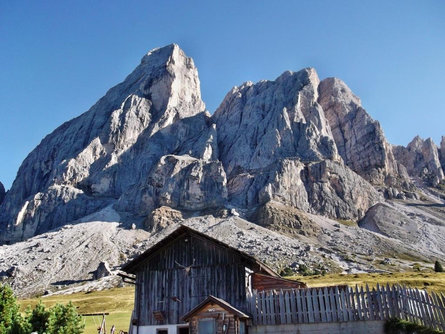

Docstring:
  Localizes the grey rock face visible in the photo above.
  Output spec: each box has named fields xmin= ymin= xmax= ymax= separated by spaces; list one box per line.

xmin=213 ymin=68 xmax=338 ymax=176
xmin=318 ymin=78 xmax=399 ymax=186
xmin=213 ymin=69 xmax=380 ymax=219
xmin=393 ymin=136 xmax=444 ymax=186
xmin=93 ymin=261 xmax=112 ymax=280
xmin=0 ymin=44 xmax=215 ymax=243
xmin=228 ymin=158 xmax=380 ymax=219
xmin=0 ymin=182 xmax=5 ymax=205
xmin=249 ymin=200 xmax=321 ymax=237
xmin=117 ymin=154 xmax=227 ymax=216
xmin=359 ymin=203 xmax=420 ymax=244
xmin=3 ymin=43 xmax=438 ymax=245
xmin=440 ymin=136 xmax=445 ymax=172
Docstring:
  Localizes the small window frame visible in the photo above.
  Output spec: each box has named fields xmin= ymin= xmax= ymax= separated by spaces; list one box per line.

xmin=198 ymin=317 xmax=216 ymax=334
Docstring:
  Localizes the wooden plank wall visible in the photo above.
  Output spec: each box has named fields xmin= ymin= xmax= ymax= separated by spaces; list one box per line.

xmin=252 ymin=273 xmax=306 ymax=291
xmin=247 ymin=284 xmax=445 ymax=332
xmin=136 ymin=232 xmax=251 ymax=326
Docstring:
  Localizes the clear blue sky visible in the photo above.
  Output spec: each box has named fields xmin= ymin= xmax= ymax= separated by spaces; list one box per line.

xmin=1 ymin=1 xmax=444 ymax=190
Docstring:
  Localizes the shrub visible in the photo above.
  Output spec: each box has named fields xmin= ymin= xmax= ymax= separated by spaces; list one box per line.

xmin=434 ymin=260 xmax=443 ymax=273
xmin=279 ymin=267 xmax=294 ymax=277
xmin=385 ymin=317 xmax=442 ymax=334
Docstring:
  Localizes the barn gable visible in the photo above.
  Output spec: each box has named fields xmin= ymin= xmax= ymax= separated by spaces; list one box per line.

xmin=122 ymin=225 xmax=278 ymax=276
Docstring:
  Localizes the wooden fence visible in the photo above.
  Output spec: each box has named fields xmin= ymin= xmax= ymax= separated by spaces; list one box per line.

xmin=246 ymin=284 xmax=445 ymax=332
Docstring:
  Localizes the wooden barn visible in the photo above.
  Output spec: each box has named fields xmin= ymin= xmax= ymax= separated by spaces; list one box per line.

xmin=122 ymin=225 xmax=305 ymax=334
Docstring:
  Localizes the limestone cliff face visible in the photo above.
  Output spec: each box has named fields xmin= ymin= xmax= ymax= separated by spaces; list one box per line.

xmin=2 ymin=44 xmax=440 ymax=244
xmin=318 ymin=78 xmax=400 ymax=186
xmin=213 ymin=68 xmax=338 ymax=176
xmin=393 ymin=136 xmax=444 ymax=186
xmin=212 ymin=68 xmax=380 ymax=219
xmin=0 ymin=44 xmax=217 ymax=243
xmin=440 ymin=136 xmax=445 ymax=173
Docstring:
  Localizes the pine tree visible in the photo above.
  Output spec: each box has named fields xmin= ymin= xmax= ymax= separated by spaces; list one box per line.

xmin=0 ymin=284 xmax=29 ymax=334
xmin=46 ymin=302 xmax=84 ymax=334
xmin=435 ymin=260 xmax=444 ymax=273
xmin=27 ymin=301 xmax=50 ymax=334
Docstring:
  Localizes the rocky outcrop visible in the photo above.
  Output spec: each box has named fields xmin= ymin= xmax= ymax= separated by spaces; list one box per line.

xmin=440 ymin=136 xmax=445 ymax=172
xmin=393 ymin=136 xmax=444 ymax=186
xmin=318 ymin=78 xmax=399 ymax=186
xmin=144 ymin=206 xmax=183 ymax=233
xmin=0 ymin=44 xmax=216 ymax=243
xmin=93 ymin=261 xmax=113 ymax=280
xmin=0 ymin=182 xmax=5 ymax=205
xmin=229 ymin=158 xmax=381 ymax=219
xmin=359 ymin=203 xmax=419 ymax=244
xmin=249 ymin=200 xmax=320 ymax=237
xmin=213 ymin=68 xmax=338 ymax=176
xmin=116 ymin=154 xmax=227 ymax=216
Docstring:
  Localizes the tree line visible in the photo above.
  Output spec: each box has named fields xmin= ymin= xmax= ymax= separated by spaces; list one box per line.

xmin=0 ymin=284 xmax=84 ymax=334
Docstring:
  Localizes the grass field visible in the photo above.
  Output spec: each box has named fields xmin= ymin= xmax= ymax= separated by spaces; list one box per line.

xmin=18 ymin=272 xmax=445 ymax=333
xmin=19 ymin=287 xmax=135 ymax=334
xmin=287 ymin=271 xmax=445 ymax=294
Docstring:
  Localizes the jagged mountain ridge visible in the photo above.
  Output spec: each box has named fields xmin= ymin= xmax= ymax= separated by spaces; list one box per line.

xmin=0 ymin=44 xmax=444 ymax=245
xmin=1 ymin=44 xmax=445 ymax=297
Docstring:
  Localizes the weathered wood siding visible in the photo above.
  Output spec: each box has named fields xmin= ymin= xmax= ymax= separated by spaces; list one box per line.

xmin=134 ymin=232 xmax=252 ymax=326
xmin=252 ymin=273 xmax=306 ymax=291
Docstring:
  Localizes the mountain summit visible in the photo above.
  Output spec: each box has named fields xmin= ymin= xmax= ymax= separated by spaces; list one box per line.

xmin=0 ymin=44 xmax=212 ymax=242
xmin=0 ymin=44 xmax=444 ymax=257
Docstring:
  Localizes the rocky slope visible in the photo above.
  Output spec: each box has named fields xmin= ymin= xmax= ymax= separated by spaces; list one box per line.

xmin=0 ymin=44 xmax=444 ymax=296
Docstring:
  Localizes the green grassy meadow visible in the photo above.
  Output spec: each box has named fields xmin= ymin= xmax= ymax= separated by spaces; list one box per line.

xmin=19 ymin=287 xmax=135 ymax=334
xmin=287 ymin=271 xmax=445 ymax=294
xmin=18 ymin=272 xmax=445 ymax=333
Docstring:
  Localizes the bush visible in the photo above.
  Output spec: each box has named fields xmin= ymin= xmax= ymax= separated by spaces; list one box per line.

xmin=385 ymin=317 xmax=442 ymax=334
xmin=279 ymin=267 xmax=295 ymax=276
xmin=434 ymin=260 xmax=443 ymax=273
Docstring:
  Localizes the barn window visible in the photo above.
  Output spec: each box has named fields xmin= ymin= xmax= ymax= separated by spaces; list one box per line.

xmin=177 ymin=327 xmax=189 ymax=334
xmin=240 ymin=321 xmax=246 ymax=334
xmin=156 ymin=329 xmax=168 ymax=334
xmin=198 ymin=318 xmax=215 ymax=334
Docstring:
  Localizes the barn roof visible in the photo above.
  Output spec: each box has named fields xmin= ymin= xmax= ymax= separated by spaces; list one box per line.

xmin=181 ymin=295 xmax=250 ymax=322
xmin=121 ymin=224 xmax=279 ymax=277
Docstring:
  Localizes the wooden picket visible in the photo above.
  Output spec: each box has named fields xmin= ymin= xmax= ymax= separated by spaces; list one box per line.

xmin=246 ymin=284 xmax=445 ymax=332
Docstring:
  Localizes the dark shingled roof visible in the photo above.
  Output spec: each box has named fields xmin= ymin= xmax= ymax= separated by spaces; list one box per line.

xmin=181 ymin=295 xmax=250 ymax=322
xmin=121 ymin=224 xmax=279 ymax=277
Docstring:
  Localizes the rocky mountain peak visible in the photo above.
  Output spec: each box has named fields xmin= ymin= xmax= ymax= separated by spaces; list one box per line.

xmin=213 ymin=67 xmax=337 ymax=176
xmin=0 ymin=44 xmax=210 ymax=243
xmin=393 ymin=136 xmax=444 ymax=186
xmin=440 ymin=136 xmax=445 ymax=171
xmin=318 ymin=77 xmax=400 ymax=186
